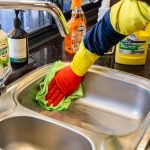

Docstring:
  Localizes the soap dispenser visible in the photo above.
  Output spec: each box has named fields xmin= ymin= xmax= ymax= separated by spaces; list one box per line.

xmin=8 ymin=10 xmax=28 ymax=69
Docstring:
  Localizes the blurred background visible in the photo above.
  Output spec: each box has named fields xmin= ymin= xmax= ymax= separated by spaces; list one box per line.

xmin=0 ymin=0 xmax=99 ymax=33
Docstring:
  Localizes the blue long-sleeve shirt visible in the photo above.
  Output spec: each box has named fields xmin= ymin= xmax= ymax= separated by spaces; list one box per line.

xmin=83 ymin=10 xmax=125 ymax=56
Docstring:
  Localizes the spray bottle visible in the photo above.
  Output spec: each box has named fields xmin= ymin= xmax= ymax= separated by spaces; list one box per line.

xmin=64 ymin=0 xmax=86 ymax=54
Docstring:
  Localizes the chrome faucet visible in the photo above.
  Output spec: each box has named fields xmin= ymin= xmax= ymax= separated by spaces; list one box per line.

xmin=0 ymin=0 xmax=69 ymax=37
xmin=0 ymin=0 xmax=69 ymax=94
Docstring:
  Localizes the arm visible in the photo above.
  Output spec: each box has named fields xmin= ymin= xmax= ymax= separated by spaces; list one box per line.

xmin=46 ymin=0 xmax=150 ymax=106
xmin=71 ymin=0 xmax=150 ymax=76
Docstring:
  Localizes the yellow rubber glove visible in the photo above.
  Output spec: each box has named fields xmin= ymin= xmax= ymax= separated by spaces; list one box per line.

xmin=110 ymin=0 xmax=150 ymax=35
xmin=70 ymin=41 xmax=100 ymax=76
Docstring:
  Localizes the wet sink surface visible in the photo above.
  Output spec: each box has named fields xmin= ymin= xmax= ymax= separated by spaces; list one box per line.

xmin=0 ymin=116 xmax=92 ymax=150
xmin=15 ymin=65 xmax=150 ymax=136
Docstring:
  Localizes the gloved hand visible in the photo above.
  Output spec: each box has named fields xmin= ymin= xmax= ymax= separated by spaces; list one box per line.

xmin=45 ymin=41 xmax=99 ymax=107
xmin=45 ymin=65 xmax=83 ymax=106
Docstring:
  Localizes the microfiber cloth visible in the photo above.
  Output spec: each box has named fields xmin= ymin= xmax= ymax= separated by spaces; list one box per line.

xmin=36 ymin=61 xmax=83 ymax=111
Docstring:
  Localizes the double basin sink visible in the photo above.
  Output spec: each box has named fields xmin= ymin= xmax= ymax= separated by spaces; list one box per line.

xmin=0 ymin=64 xmax=149 ymax=150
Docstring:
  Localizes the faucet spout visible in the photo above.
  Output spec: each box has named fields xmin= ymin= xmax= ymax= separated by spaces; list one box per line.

xmin=0 ymin=0 xmax=69 ymax=37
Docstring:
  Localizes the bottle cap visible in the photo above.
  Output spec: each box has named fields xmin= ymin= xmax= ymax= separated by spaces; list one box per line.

xmin=71 ymin=0 xmax=82 ymax=10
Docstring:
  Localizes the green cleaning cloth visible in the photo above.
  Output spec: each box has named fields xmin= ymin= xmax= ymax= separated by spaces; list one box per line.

xmin=36 ymin=61 xmax=83 ymax=111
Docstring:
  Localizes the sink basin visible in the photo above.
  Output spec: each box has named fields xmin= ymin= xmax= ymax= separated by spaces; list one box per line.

xmin=0 ymin=116 xmax=92 ymax=150
xmin=15 ymin=65 xmax=150 ymax=136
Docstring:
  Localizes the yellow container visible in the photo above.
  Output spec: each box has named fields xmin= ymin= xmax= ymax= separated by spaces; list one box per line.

xmin=145 ymin=23 xmax=150 ymax=34
xmin=115 ymin=30 xmax=149 ymax=65
xmin=145 ymin=23 xmax=150 ymax=44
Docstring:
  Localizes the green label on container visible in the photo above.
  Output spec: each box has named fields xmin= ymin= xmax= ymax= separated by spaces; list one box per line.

xmin=0 ymin=40 xmax=9 ymax=67
xmin=119 ymin=36 xmax=145 ymax=54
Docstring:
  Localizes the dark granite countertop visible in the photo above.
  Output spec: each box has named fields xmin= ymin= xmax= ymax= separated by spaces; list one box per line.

xmin=6 ymin=32 xmax=150 ymax=85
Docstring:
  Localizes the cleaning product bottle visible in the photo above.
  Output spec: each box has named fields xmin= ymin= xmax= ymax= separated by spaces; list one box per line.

xmin=115 ymin=30 xmax=149 ymax=65
xmin=64 ymin=0 xmax=86 ymax=54
xmin=97 ymin=0 xmax=110 ymax=22
xmin=8 ymin=10 xmax=28 ymax=69
xmin=145 ymin=22 xmax=150 ymax=45
xmin=0 ymin=28 xmax=11 ymax=80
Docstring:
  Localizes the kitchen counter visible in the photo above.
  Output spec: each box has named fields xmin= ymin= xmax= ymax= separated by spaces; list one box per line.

xmin=6 ymin=35 xmax=150 ymax=85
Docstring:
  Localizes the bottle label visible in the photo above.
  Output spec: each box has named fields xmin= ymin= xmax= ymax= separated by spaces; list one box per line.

xmin=8 ymin=38 xmax=27 ymax=62
xmin=72 ymin=25 xmax=85 ymax=53
xmin=119 ymin=34 xmax=145 ymax=55
xmin=0 ymin=35 xmax=11 ymax=80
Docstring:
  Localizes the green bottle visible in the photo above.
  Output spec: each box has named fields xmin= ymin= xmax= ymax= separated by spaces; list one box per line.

xmin=8 ymin=10 xmax=28 ymax=69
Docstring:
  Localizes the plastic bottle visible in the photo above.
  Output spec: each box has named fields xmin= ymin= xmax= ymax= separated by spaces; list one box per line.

xmin=8 ymin=10 xmax=28 ymax=69
xmin=0 ymin=28 xmax=11 ymax=80
xmin=64 ymin=0 xmax=86 ymax=54
xmin=145 ymin=23 xmax=150 ymax=45
xmin=115 ymin=30 xmax=149 ymax=65
xmin=97 ymin=0 xmax=110 ymax=22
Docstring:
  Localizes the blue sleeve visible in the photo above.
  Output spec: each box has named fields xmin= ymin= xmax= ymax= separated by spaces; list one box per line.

xmin=83 ymin=10 xmax=126 ymax=56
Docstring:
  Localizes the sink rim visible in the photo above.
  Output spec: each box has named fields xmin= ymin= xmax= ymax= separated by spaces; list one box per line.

xmin=0 ymin=92 xmax=17 ymax=118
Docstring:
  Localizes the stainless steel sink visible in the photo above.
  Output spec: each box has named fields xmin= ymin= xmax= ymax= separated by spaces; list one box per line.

xmin=15 ymin=65 xmax=150 ymax=136
xmin=0 ymin=116 xmax=92 ymax=150
xmin=1 ymin=64 xmax=148 ymax=150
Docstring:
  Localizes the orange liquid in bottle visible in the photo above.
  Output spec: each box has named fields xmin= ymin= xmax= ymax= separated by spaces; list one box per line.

xmin=64 ymin=0 xmax=86 ymax=54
